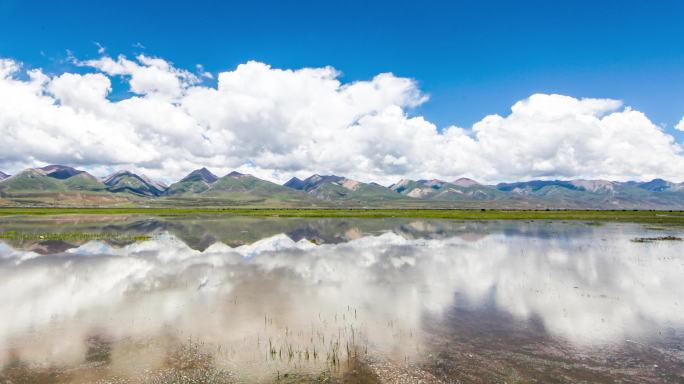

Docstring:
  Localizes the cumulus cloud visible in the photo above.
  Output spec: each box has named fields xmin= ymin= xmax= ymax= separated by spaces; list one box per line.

xmin=79 ymin=54 xmax=200 ymax=100
xmin=0 ymin=54 xmax=683 ymax=183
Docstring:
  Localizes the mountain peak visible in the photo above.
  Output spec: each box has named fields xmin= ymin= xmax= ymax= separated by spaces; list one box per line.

xmin=452 ymin=177 xmax=480 ymax=187
xmin=182 ymin=167 xmax=218 ymax=183
xmin=0 ymin=171 xmax=9 ymax=181
xmin=103 ymin=170 xmax=166 ymax=196
xmin=419 ymin=179 xmax=446 ymax=188
xmin=637 ymin=178 xmax=673 ymax=192
xmin=284 ymin=174 xmax=346 ymax=193
xmin=308 ymin=174 xmax=323 ymax=183
xmin=39 ymin=164 xmax=84 ymax=180
xmin=389 ymin=178 xmax=415 ymax=193
xmin=284 ymin=177 xmax=305 ymax=190
xmin=226 ymin=171 xmax=248 ymax=178
xmin=103 ymin=170 xmax=136 ymax=184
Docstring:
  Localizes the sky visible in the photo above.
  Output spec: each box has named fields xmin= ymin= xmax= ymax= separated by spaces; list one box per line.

xmin=1 ymin=0 xmax=684 ymax=184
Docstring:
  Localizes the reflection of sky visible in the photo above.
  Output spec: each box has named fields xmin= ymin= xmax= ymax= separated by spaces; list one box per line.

xmin=0 ymin=222 xmax=683 ymax=369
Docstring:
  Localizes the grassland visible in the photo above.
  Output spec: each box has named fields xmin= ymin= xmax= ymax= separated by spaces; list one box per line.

xmin=0 ymin=230 xmax=151 ymax=242
xmin=1 ymin=207 xmax=684 ymax=224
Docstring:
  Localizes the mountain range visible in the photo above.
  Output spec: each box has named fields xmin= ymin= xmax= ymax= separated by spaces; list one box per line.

xmin=285 ymin=174 xmax=407 ymax=202
xmin=1 ymin=164 xmax=684 ymax=209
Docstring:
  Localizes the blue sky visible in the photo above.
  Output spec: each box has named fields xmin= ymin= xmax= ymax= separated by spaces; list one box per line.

xmin=2 ymin=1 xmax=684 ymax=183
xmin=1 ymin=0 xmax=683 ymax=137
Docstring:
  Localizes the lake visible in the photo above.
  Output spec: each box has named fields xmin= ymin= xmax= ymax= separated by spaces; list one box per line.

xmin=0 ymin=215 xmax=683 ymax=383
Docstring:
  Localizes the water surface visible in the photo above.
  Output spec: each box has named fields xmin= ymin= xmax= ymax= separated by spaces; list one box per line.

xmin=0 ymin=216 xmax=682 ymax=383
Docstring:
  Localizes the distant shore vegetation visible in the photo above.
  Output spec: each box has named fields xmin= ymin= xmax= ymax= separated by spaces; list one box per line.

xmin=1 ymin=207 xmax=684 ymax=224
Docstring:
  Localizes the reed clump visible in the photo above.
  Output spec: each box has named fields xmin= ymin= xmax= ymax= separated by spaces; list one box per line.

xmin=631 ymin=235 xmax=682 ymax=243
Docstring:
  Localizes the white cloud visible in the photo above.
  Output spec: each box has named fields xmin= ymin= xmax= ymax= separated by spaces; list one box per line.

xmin=676 ymin=116 xmax=684 ymax=131
xmin=79 ymin=54 xmax=199 ymax=100
xmin=0 ymin=59 xmax=19 ymax=79
xmin=0 ymin=54 xmax=683 ymax=184
xmin=467 ymin=95 xmax=684 ymax=181
xmin=48 ymin=72 xmax=111 ymax=111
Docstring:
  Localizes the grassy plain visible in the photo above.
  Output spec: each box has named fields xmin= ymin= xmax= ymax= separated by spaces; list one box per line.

xmin=0 ymin=207 xmax=684 ymax=224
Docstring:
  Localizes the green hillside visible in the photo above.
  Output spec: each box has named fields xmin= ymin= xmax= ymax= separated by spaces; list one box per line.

xmin=0 ymin=167 xmax=134 ymax=207
xmin=0 ymin=169 xmax=67 ymax=192
xmin=206 ymin=172 xmax=310 ymax=198
xmin=103 ymin=171 xmax=166 ymax=196
xmin=311 ymin=180 xmax=410 ymax=202
xmin=165 ymin=168 xmax=218 ymax=195
xmin=63 ymin=172 xmax=107 ymax=191
xmin=160 ymin=172 xmax=319 ymax=207
xmin=391 ymin=179 xmax=507 ymax=201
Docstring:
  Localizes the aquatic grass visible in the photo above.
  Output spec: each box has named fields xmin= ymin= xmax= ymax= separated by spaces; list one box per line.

xmin=259 ymin=307 xmax=373 ymax=380
xmin=631 ymin=235 xmax=683 ymax=243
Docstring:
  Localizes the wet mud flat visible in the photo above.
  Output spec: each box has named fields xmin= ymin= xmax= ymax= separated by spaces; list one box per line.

xmin=3 ymin=332 xmax=681 ymax=384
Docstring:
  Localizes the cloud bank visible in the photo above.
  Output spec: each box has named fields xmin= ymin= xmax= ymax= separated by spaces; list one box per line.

xmin=1 ymin=54 xmax=683 ymax=184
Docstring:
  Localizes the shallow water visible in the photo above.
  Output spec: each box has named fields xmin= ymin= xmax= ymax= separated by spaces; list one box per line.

xmin=0 ymin=216 xmax=682 ymax=383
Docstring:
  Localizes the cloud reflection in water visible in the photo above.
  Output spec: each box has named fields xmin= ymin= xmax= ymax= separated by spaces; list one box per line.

xmin=0 ymin=221 xmax=682 ymax=375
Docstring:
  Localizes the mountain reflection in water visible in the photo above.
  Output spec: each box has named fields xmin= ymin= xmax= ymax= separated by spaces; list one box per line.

xmin=0 ymin=217 xmax=682 ymax=383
